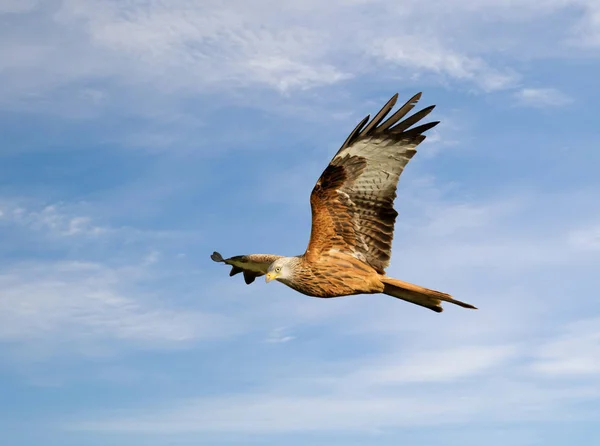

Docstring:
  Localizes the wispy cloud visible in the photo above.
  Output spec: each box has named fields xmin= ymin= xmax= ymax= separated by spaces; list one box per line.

xmin=370 ymin=36 xmax=518 ymax=91
xmin=531 ymin=318 xmax=600 ymax=376
xmin=514 ymin=88 xmax=573 ymax=108
xmin=67 ymin=321 xmax=599 ymax=435
xmin=568 ymin=1 xmax=600 ymax=48
xmin=0 ymin=199 xmax=200 ymax=250
xmin=351 ymin=345 xmax=517 ymax=384
xmin=0 ymin=202 xmax=106 ymax=237
xmin=265 ymin=327 xmax=296 ymax=343
xmin=568 ymin=225 xmax=600 ymax=251
xmin=0 ymin=260 xmax=241 ymax=354
xmin=1 ymin=0 xmax=598 ymax=119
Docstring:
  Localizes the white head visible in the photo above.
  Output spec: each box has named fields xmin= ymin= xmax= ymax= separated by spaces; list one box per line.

xmin=265 ymin=257 xmax=297 ymax=283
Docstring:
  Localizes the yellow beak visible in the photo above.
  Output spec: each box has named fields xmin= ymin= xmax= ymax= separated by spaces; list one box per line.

xmin=265 ymin=272 xmax=277 ymax=283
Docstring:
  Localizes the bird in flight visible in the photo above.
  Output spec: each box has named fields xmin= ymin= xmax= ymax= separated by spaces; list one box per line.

xmin=212 ymin=92 xmax=476 ymax=313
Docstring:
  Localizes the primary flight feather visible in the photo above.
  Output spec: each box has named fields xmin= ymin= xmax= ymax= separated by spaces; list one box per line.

xmin=212 ymin=92 xmax=476 ymax=313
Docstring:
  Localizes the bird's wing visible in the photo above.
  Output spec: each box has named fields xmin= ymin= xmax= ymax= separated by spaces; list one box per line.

xmin=211 ymin=251 xmax=283 ymax=284
xmin=305 ymin=92 xmax=438 ymax=274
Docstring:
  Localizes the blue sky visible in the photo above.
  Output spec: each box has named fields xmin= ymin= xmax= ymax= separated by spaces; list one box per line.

xmin=1 ymin=0 xmax=600 ymax=445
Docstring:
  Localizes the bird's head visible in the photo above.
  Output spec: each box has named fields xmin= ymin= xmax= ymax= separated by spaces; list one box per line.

xmin=265 ymin=257 xmax=296 ymax=283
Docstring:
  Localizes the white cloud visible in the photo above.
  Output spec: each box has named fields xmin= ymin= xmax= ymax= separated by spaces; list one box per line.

xmin=265 ymin=327 xmax=296 ymax=343
xmin=568 ymin=1 xmax=600 ymax=48
xmin=1 ymin=0 xmax=599 ymax=115
xmin=4 ymin=0 xmax=351 ymax=101
xmin=67 ymin=321 xmax=599 ymax=435
xmin=0 ymin=199 xmax=200 ymax=249
xmin=0 ymin=260 xmax=241 ymax=353
xmin=531 ymin=318 xmax=600 ymax=376
xmin=70 ymin=394 xmax=474 ymax=433
xmin=568 ymin=225 xmax=600 ymax=250
xmin=370 ymin=36 xmax=517 ymax=91
xmin=354 ymin=345 xmax=517 ymax=384
xmin=514 ymin=88 xmax=572 ymax=108
xmin=417 ymin=199 xmax=524 ymax=237
xmin=0 ymin=201 xmax=106 ymax=237
xmin=142 ymin=250 xmax=161 ymax=265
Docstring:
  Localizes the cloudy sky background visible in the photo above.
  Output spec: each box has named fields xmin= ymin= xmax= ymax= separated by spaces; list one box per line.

xmin=1 ymin=0 xmax=600 ymax=445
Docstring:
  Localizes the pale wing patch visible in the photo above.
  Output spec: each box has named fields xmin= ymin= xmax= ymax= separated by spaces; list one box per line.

xmin=305 ymin=92 xmax=438 ymax=273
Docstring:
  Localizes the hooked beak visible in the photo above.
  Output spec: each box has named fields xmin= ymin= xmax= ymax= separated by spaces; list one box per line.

xmin=265 ymin=272 xmax=277 ymax=283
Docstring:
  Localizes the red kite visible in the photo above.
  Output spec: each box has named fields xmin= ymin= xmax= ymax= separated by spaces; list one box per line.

xmin=212 ymin=92 xmax=476 ymax=312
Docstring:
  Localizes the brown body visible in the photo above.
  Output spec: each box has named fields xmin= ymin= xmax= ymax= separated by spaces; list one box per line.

xmin=281 ymin=252 xmax=384 ymax=298
xmin=212 ymin=92 xmax=477 ymax=313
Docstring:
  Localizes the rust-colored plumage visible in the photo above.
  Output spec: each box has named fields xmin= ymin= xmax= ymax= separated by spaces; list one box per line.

xmin=212 ymin=92 xmax=477 ymax=312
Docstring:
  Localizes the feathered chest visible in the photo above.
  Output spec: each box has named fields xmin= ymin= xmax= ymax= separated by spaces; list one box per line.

xmin=279 ymin=253 xmax=382 ymax=298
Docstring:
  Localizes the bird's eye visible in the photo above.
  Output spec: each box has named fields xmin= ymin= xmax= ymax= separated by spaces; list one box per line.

xmin=275 ymin=267 xmax=281 ymax=273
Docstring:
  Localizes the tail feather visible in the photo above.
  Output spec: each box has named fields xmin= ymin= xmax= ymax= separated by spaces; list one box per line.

xmin=380 ymin=276 xmax=477 ymax=313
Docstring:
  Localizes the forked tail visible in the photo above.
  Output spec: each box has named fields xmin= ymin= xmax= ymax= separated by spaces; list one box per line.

xmin=380 ymin=276 xmax=477 ymax=313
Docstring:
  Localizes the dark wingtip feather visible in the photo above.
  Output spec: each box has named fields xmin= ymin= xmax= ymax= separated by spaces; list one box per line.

xmin=389 ymin=105 xmax=436 ymax=134
xmin=243 ymin=271 xmax=257 ymax=284
xmin=229 ymin=266 xmax=243 ymax=276
xmin=377 ymin=92 xmax=424 ymax=133
xmin=338 ymin=114 xmax=370 ymax=153
xmin=403 ymin=121 xmax=440 ymax=139
xmin=362 ymin=93 xmax=399 ymax=136
xmin=336 ymin=91 xmax=438 ymax=154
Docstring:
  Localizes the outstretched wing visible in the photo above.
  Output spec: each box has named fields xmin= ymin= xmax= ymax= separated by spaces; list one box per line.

xmin=211 ymin=251 xmax=282 ymax=284
xmin=305 ymin=92 xmax=438 ymax=274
